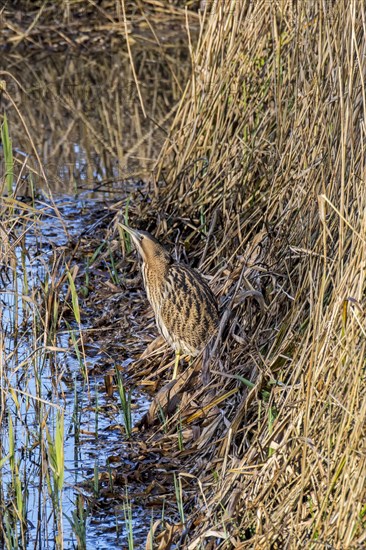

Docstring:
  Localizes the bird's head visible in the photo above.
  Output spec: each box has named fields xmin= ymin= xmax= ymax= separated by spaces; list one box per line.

xmin=119 ymin=223 xmax=171 ymax=266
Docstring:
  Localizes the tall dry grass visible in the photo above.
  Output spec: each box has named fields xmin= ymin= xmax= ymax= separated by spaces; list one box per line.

xmin=146 ymin=0 xmax=366 ymax=547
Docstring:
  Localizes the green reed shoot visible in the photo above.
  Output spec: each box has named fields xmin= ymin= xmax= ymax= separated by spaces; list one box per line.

xmin=1 ymin=112 xmax=14 ymax=195
xmin=268 ymin=406 xmax=277 ymax=457
xmin=93 ymin=460 xmax=99 ymax=498
xmin=72 ymin=375 xmax=80 ymax=445
xmin=108 ymin=247 xmax=120 ymax=285
xmin=235 ymin=374 xmax=255 ymax=389
xmin=200 ymin=206 xmax=207 ymax=234
xmin=82 ymin=242 xmax=105 ymax=297
xmin=123 ymin=487 xmax=134 ymax=550
xmin=94 ymin=382 xmax=99 ymax=438
xmin=119 ymin=225 xmax=131 ymax=255
xmin=44 ymin=411 xmax=65 ymax=549
xmin=157 ymin=402 xmax=168 ymax=434
xmin=119 ymin=196 xmax=132 ymax=253
xmin=89 ymin=241 xmax=105 ymax=265
xmin=46 ymin=411 xmax=65 ymax=501
xmin=68 ymin=326 xmax=82 ymax=364
xmin=66 ymin=269 xmax=81 ymax=324
xmin=8 ymin=403 xmax=26 ymax=549
xmin=66 ymin=322 xmax=87 ymax=379
xmin=177 ymin=414 xmax=184 ymax=451
xmin=8 ymin=412 xmax=25 ymax=525
xmin=66 ymin=494 xmax=87 ymax=550
xmin=160 ymin=498 xmax=166 ymax=526
xmin=20 ymin=244 xmax=29 ymax=304
xmin=235 ymin=374 xmax=270 ymax=401
xmin=124 ymin=196 xmax=131 ymax=225
xmin=66 ymin=268 xmax=90 ymax=384
xmin=10 ymin=246 xmax=20 ymax=341
xmin=115 ymin=369 xmax=132 ymax=438
xmin=3 ymin=511 xmax=18 ymax=550
xmin=46 ymin=411 xmax=65 ymax=549
xmin=359 ymin=504 xmax=366 ymax=534
xmin=173 ymin=473 xmax=185 ymax=526
xmin=0 ymin=452 xmax=11 ymax=470
xmin=81 ymin=241 xmax=106 ymax=296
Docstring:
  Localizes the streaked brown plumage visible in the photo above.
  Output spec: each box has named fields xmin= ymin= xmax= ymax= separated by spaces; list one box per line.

xmin=120 ymin=223 xmax=219 ymax=378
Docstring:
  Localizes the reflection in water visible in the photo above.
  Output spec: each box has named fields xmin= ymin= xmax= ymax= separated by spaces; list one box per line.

xmin=1 ymin=26 xmax=194 ymax=194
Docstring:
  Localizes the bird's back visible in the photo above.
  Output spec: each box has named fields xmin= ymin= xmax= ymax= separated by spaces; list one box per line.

xmin=146 ymin=262 xmax=219 ymax=356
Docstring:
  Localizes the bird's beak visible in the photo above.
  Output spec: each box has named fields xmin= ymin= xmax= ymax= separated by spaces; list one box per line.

xmin=119 ymin=223 xmax=143 ymax=249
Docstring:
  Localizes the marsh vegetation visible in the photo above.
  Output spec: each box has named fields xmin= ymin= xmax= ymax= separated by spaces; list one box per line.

xmin=1 ymin=1 xmax=365 ymax=548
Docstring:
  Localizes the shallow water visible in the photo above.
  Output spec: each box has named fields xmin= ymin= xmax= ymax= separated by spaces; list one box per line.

xmin=0 ymin=196 xmax=152 ymax=548
xmin=1 ymin=22 xmax=192 ymax=543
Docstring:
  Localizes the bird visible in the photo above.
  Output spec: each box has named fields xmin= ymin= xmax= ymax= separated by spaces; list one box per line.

xmin=119 ymin=223 xmax=219 ymax=379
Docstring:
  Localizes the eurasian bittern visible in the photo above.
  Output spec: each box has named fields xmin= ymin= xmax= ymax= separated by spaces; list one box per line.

xmin=119 ymin=224 xmax=219 ymax=379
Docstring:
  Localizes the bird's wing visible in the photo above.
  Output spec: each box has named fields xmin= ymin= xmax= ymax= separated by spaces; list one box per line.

xmin=158 ymin=265 xmax=218 ymax=354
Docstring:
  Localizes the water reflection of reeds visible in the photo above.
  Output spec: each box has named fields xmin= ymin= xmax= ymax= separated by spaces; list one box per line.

xmin=1 ymin=1 xmax=198 ymax=193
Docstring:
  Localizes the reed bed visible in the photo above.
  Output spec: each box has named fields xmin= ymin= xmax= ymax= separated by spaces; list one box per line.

xmin=135 ymin=1 xmax=366 ymax=547
xmin=1 ymin=0 xmax=365 ymax=548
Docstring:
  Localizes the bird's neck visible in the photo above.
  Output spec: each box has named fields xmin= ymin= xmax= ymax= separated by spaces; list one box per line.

xmin=141 ymin=260 xmax=169 ymax=310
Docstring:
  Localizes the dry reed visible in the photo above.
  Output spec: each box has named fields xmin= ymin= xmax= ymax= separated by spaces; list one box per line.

xmin=134 ymin=1 xmax=366 ymax=547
